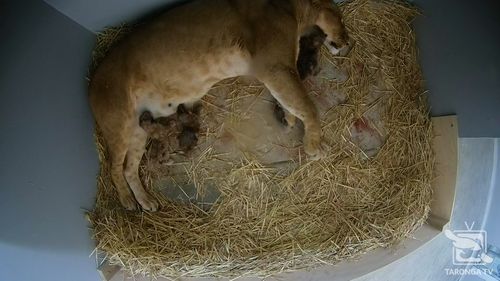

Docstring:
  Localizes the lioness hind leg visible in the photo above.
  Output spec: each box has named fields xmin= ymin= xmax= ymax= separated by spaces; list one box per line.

xmin=123 ymin=125 xmax=159 ymax=211
xmin=108 ymin=138 xmax=138 ymax=210
xmin=257 ymin=65 xmax=326 ymax=160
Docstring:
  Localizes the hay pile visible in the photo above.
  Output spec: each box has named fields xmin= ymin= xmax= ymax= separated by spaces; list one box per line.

xmin=89 ymin=0 xmax=434 ymax=278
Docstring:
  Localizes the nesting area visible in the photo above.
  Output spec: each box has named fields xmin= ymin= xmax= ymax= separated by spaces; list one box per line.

xmin=89 ymin=0 xmax=434 ymax=278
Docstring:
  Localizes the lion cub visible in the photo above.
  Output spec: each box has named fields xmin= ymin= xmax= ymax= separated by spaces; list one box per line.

xmin=297 ymin=26 xmax=328 ymax=80
xmin=139 ymin=104 xmax=201 ymax=153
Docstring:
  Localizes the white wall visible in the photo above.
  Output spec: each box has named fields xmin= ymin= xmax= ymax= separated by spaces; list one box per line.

xmin=44 ymin=0 xmax=185 ymax=32
xmin=412 ymin=0 xmax=500 ymax=137
xmin=0 ymin=1 xmax=99 ymax=281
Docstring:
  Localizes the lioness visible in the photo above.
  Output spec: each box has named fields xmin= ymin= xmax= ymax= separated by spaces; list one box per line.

xmin=89 ymin=0 xmax=349 ymax=211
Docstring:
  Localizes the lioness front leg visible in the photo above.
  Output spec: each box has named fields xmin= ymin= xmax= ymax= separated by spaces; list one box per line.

xmin=257 ymin=65 xmax=325 ymax=160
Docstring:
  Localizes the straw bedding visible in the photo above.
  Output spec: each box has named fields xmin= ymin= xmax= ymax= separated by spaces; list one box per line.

xmin=88 ymin=0 xmax=434 ymax=278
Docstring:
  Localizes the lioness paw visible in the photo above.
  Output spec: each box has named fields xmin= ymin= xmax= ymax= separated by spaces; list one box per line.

xmin=304 ymin=139 xmax=328 ymax=160
xmin=119 ymin=192 xmax=138 ymax=210
xmin=137 ymin=193 xmax=159 ymax=212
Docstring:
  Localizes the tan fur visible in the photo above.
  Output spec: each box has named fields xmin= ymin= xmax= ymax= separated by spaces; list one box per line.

xmin=89 ymin=0 xmax=349 ymax=211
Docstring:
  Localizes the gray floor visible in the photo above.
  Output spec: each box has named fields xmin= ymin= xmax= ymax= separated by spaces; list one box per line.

xmin=0 ymin=0 xmax=499 ymax=281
